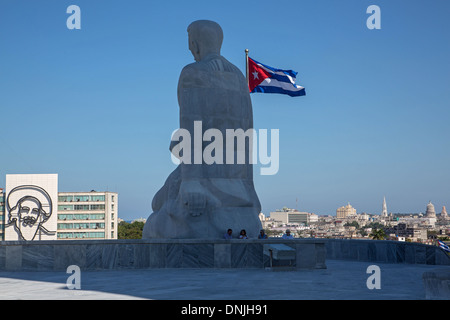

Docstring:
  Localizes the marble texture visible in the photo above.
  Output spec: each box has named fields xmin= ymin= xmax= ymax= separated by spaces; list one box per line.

xmin=182 ymin=244 xmax=214 ymax=268
xmin=214 ymin=243 xmax=231 ymax=268
xmin=5 ymin=246 xmax=22 ymax=271
xmin=1 ymin=238 xmax=448 ymax=272
xmin=0 ymin=239 xmax=327 ymax=271
xmin=54 ymin=244 xmax=86 ymax=271
xmin=323 ymin=239 xmax=450 ymax=265
xmin=0 ymin=246 xmax=5 ymax=269
xmin=22 ymin=245 xmax=54 ymax=270
xmin=423 ymin=269 xmax=450 ymax=300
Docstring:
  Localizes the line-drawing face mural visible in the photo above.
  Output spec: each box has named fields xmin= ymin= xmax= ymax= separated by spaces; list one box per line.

xmin=6 ymin=185 xmax=56 ymax=240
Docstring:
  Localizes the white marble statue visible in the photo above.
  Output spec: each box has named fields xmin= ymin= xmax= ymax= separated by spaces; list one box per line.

xmin=142 ymin=20 xmax=262 ymax=239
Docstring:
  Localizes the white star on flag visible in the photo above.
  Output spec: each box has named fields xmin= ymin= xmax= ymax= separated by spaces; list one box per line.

xmin=252 ymin=71 xmax=259 ymax=80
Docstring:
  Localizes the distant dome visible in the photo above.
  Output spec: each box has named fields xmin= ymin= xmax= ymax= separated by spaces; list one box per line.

xmin=426 ymin=201 xmax=436 ymax=217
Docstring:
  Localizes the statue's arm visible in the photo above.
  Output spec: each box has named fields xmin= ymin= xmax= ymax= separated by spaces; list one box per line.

xmin=171 ymin=65 xmax=193 ymax=152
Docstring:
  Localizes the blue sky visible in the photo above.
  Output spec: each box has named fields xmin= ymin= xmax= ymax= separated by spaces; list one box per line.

xmin=1 ymin=0 xmax=449 ymax=220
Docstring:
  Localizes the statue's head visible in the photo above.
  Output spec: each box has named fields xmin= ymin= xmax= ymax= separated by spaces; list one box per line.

xmin=187 ymin=20 xmax=223 ymax=62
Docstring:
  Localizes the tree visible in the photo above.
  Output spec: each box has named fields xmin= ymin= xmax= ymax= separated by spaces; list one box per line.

xmin=366 ymin=222 xmax=384 ymax=230
xmin=344 ymin=221 xmax=360 ymax=229
xmin=118 ymin=221 xmax=145 ymax=239
xmin=370 ymin=228 xmax=386 ymax=240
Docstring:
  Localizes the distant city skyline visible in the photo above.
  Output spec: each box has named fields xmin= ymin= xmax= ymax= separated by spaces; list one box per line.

xmin=1 ymin=0 xmax=449 ymax=220
xmin=265 ymin=197 xmax=448 ymax=216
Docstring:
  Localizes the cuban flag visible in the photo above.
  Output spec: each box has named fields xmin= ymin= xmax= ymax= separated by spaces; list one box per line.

xmin=438 ymin=240 xmax=450 ymax=253
xmin=248 ymin=57 xmax=306 ymax=97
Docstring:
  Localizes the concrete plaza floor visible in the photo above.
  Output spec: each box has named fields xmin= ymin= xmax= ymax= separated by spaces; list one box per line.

xmin=0 ymin=260 xmax=448 ymax=300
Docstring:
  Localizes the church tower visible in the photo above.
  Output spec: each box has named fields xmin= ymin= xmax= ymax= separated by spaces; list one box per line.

xmin=382 ymin=196 xmax=388 ymax=217
xmin=441 ymin=206 xmax=448 ymax=220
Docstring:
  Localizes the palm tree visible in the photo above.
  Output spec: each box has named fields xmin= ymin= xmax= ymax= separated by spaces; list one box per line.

xmin=370 ymin=228 xmax=386 ymax=240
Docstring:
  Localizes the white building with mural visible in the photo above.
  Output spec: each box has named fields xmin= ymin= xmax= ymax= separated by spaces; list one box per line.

xmin=4 ymin=174 xmax=58 ymax=241
xmin=1 ymin=174 xmax=118 ymax=241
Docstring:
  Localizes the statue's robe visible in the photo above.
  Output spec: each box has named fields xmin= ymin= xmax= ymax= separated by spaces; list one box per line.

xmin=143 ymin=53 xmax=262 ymax=239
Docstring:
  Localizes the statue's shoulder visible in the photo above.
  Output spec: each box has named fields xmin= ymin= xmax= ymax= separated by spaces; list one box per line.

xmin=181 ymin=56 xmax=242 ymax=74
xmin=181 ymin=61 xmax=207 ymax=75
xmin=178 ymin=62 xmax=206 ymax=89
xmin=178 ymin=56 xmax=247 ymax=94
xmin=180 ymin=62 xmax=201 ymax=76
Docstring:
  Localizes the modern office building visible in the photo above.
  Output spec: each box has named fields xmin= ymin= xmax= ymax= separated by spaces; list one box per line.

xmin=270 ymin=209 xmax=310 ymax=226
xmin=57 ymin=191 xmax=118 ymax=240
xmin=0 ymin=174 xmax=118 ymax=241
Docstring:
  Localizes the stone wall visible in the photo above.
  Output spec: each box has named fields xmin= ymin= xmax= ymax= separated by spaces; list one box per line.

xmin=0 ymin=239 xmax=326 ymax=271
xmin=323 ymin=239 xmax=450 ymax=265
xmin=1 ymin=238 xmax=447 ymax=272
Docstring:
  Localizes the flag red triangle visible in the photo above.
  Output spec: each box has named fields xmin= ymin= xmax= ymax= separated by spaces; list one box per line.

xmin=248 ymin=57 xmax=271 ymax=92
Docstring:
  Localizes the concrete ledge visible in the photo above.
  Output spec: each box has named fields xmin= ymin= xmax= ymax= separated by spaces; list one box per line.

xmin=423 ymin=269 xmax=450 ymax=300
xmin=0 ymin=239 xmax=326 ymax=271
xmin=3 ymin=238 xmax=446 ymax=272
xmin=323 ymin=239 xmax=450 ymax=265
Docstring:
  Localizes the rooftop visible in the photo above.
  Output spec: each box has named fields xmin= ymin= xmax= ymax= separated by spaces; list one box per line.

xmin=0 ymin=259 xmax=446 ymax=300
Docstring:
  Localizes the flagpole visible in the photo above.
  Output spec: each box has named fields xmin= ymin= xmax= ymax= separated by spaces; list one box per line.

xmin=245 ymin=48 xmax=249 ymax=87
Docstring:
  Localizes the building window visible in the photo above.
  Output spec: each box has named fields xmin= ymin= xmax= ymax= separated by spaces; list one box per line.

xmin=74 ymin=214 xmax=89 ymax=220
xmin=74 ymin=195 xmax=89 ymax=202
xmin=58 ymin=195 xmax=73 ymax=202
xmin=58 ymin=232 xmax=74 ymax=239
xmin=89 ymin=213 xmax=105 ymax=220
xmin=90 ymin=204 xmax=105 ymax=211
xmin=57 ymin=223 xmax=74 ymax=229
xmin=58 ymin=205 xmax=74 ymax=211
xmin=90 ymin=195 xmax=105 ymax=202
xmin=70 ymin=232 xmax=104 ymax=239
xmin=74 ymin=205 xmax=90 ymax=211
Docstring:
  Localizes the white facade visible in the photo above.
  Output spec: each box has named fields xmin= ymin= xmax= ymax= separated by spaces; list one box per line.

xmin=5 ymin=174 xmax=58 ymax=241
